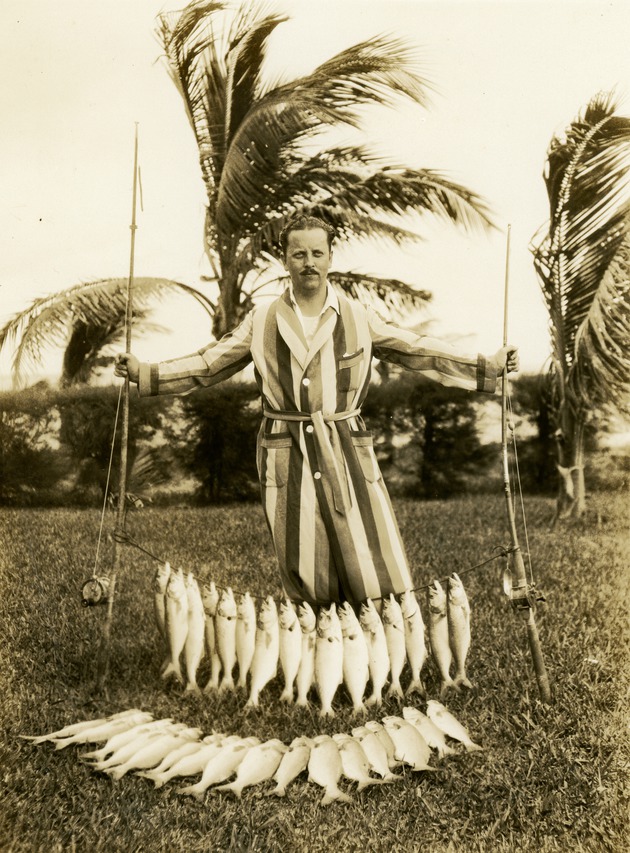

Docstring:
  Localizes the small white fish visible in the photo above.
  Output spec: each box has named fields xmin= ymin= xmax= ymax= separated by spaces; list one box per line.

xmin=86 ymin=721 xmax=177 ymax=770
xmin=382 ymin=594 xmax=407 ymax=700
xmin=162 ymin=567 xmax=189 ymax=684
xmin=338 ymin=602 xmax=369 ymax=715
xmin=426 ymin=700 xmax=483 ymax=752
xmin=105 ymin=728 xmax=202 ymax=780
xmin=52 ymin=711 xmax=154 ymax=751
xmin=332 ymin=733 xmax=390 ymax=791
xmin=201 ymin=581 xmax=221 ymax=692
xmin=80 ymin=719 xmax=174 ymax=762
xmin=235 ymin=592 xmax=257 ymax=690
xmin=134 ymin=739 xmax=205 ymax=780
xmin=296 ymin=602 xmax=317 ymax=707
xmin=382 ymin=716 xmax=435 ymax=772
xmin=307 ymin=735 xmax=352 ymax=806
xmin=399 ymin=588 xmax=427 ymax=697
xmin=315 ymin=604 xmax=343 ymax=717
xmin=20 ymin=709 xmax=146 ymax=745
xmin=278 ymin=598 xmax=302 ymax=703
xmin=154 ymin=561 xmax=171 ymax=639
xmin=364 ymin=721 xmax=400 ymax=770
xmin=214 ymin=739 xmax=287 ymax=797
xmin=360 ymin=599 xmax=390 ymax=707
xmin=215 ymin=587 xmax=237 ymax=691
xmin=427 ymin=580 xmax=455 ymax=698
xmin=267 ymin=736 xmax=312 ymax=797
xmin=351 ymin=726 xmax=402 ymax=782
xmin=184 ymin=573 xmax=206 ymax=693
xmin=176 ymin=737 xmax=260 ymax=799
xmin=401 ymin=706 xmax=456 ymax=758
xmin=447 ymin=573 xmax=473 ymax=690
xmin=137 ymin=735 xmax=229 ymax=788
xmin=246 ymin=596 xmax=279 ymax=707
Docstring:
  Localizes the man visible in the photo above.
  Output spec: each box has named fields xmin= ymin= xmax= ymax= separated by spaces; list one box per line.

xmin=115 ymin=213 xmax=518 ymax=607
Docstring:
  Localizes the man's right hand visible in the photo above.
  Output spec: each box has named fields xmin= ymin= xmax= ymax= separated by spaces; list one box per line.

xmin=114 ymin=353 xmax=140 ymax=383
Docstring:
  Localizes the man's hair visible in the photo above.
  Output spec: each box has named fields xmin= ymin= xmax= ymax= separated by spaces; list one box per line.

xmin=279 ymin=213 xmax=336 ymax=255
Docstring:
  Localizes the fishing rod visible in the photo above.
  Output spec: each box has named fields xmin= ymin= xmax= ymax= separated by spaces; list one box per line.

xmin=94 ymin=125 xmax=140 ymax=694
xmin=501 ymin=224 xmax=552 ymax=704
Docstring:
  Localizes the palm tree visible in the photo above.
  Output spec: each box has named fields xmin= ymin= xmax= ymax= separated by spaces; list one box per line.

xmin=158 ymin=0 xmax=493 ymax=337
xmin=530 ymin=92 xmax=630 ymax=522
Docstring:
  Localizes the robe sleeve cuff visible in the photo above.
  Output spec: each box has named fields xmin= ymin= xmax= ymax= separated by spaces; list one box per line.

xmin=476 ymin=354 xmax=498 ymax=393
xmin=138 ymin=362 xmax=159 ymax=397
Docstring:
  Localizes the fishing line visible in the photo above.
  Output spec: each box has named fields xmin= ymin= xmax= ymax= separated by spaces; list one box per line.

xmin=91 ymin=383 xmax=124 ymax=579
xmin=507 ymin=390 xmax=534 ymax=586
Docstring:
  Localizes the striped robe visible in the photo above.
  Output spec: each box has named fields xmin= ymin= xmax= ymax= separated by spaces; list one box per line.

xmin=138 ymin=288 xmax=497 ymax=606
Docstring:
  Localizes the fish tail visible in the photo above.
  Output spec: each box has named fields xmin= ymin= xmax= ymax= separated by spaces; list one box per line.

xmin=318 ymin=707 xmax=335 ymax=719
xmin=358 ymin=778 xmax=386 ymax=791
xmin=464 ymin=741 xmax=483 ymax=753
xmin=454 ymin=674 xmax=473 ymax=690
xmin=351 ymin=702 xmax=367 ymax=716
xmin=266 ymin=786 xmax=285 ymax=798
xmin=279 ymin=687 xmax=294 ymax=703
xmin=184 ymin=682 xmax=202 ymax=695
xmin=386 ymin=682 xmax=404 ymax=700
xmin=321 ymin=787 xmax=352 ymax=806
xmin=161 ymin=660 xmax=184 ymax=684
xmin=405 ymin=679 xmax=426 ymax=698
xmin=214 ymin=783 xmax=240 ymax=797
xmin=439 ymin=679 xmax=457 ymax=700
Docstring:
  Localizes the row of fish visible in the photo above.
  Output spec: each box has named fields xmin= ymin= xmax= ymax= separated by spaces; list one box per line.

xmin=21 ymin=700 xmax=482 ymax=806
xmin=155 ymin=563 xmax=473 ymax=713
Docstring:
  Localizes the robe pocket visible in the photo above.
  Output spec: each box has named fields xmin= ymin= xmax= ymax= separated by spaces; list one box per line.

xmin=337 ymin=348 xmax=365 ymax=393
xmin=259 ymin=433 xmax=293 ymax=488
xmin=350 ymin=431 xmax=381 ymax=483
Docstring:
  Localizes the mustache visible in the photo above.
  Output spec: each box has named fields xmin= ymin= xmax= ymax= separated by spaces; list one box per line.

xmin=302 ymin=269 xmax=318 ymax=275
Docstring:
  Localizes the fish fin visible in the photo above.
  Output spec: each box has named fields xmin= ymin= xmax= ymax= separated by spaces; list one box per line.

xmin=439 ymin=680 xmax=457 ymax=700
xmin=279 ymin=688 xmax=294 ymax=703
xmin=318 ymin=707 xmax=335 ymax=719
xmin=453 ymin=675 xmax=473 ymax=690
xmin=214 ymin=783 xmax=239 ymax=797
xmin=321 ymin=788 xmax=352 ymax=806
xmin=265 ymin=786 xmax=285 ymax=798
xmin=357 ymin=778 xmax=387 ymax=791
xmin=161 ymin=661 xmax=184 ymax=684
xmin=405 ymin=679 xmax=426 ymax=698
xmin=386 ymin=683 xmax=404 ymax=700
xmin=464 ymin=742 xmax=484 ymax=753
xmin=184 ymin=682 xmax=202 ymax=694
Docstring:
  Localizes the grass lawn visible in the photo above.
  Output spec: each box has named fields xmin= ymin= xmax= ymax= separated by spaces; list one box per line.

xmin=0 ymin=494 xmax=628 ymax=852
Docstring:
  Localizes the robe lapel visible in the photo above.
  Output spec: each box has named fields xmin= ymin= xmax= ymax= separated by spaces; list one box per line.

xmin=276 ymin=295 xmax=308 ymax=369
xmin=304 ymin=306 xmax=338 ymax=370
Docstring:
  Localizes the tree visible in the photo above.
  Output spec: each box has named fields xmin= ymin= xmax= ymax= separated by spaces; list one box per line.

xmin=530 ymin=92 xmax=630 ymax=522
xmin=158 ymin=0 xmax=493 ymax=337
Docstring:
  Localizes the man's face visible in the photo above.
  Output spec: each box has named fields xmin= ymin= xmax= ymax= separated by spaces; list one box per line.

xmin=283 ymin=228 xmax=332 ymax=299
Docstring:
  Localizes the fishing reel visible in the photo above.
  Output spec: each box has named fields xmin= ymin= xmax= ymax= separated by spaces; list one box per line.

xmin=81 ymin=576 xmax=111 ymax=607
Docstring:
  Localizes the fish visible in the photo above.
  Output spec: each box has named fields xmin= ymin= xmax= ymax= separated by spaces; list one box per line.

xmin=20 ymin=709 xmax=147 ymax=745
xmin=184 ymin=573 xmax=206 ymax=693
xmin=176 ymin=737 xmax=260 ymax=799
xmin=104 ymin=727 xmax=203 ymax=781
xmin=214 ymin=739 xmax=287 ymax=797
xmin=338 ymin=602 xmax=369 ymax=715
xmin=382 ymin=594 xmax=407 ymax=700
xmin=201 ymin=581 xmax=221 ymax=692
xmin=332 ymin=733 xmax=390 ymax=791
xmin=89 ymin=723 xmax=189 ymax=771
xmin=162 ymin=567 xmax=189 ymax=684
xmin=235 ymin=592 xmax=256 ymax=690
xmin=359 ymin=598 xmax=390 ymax=707
xmin=351 ymin=726 xmax=402 ymax=782
xmin=154 ymin=561 xmax=171 ymax=644
xmin=401 ymin=706 xmax=457 ymax=759
xmin=427 ymin=580 xmax=455 ymax=698
xmin=137 ymin=735 xmax=230 ymax=788
xmin=278 ymin=598 xmax=302 ymax=703
xmin=80 ymin=719 xmax=175 ymax=762
xmin=364 ymin=720 xmax=400 ymax=770
xmin=425 ymin=700 xmax=483 ymax=752
xmin=134 ymin=739 xmax=207 ymax=781
xmin=215 ymin=587 xmax=237 ymax=692
xmin=296 ymin=601 xmax=317 ymax=707
xmin=382 ymin=716 xmax=435 ymax=772
xmin=399 ymin=588 xmax=427 ymax=697
xmin=314 ymin=604 xmax=343 ymax=717
xmin=52 ymin=711 xmax=154 ymax=751
xmin=266 ymin=736 xmax=312 ymax=797
xmin=307 ymin=735 xmax=353 ymax=806
xmin=246 ymin=596 xmax=279 ymax=707
xmin=447 ymin=572 xmax=473 ymax=690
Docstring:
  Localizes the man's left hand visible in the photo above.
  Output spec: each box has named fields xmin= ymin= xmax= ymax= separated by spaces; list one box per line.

xmin=493 ymin=345 xmax=520 ymax=374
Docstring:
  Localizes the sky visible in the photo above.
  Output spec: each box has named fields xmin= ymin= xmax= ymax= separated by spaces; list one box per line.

xmin=2 ymin=0 xmax=630 ymax=386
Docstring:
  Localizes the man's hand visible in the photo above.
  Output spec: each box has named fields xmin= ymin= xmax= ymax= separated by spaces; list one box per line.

xmin=114 ymin=353 xmax=140 ymax=383
xmin=492 ymin=345 xmax=519 ymax=375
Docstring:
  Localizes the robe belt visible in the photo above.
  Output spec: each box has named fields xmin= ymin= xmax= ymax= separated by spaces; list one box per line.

xmin=263 ymin=407 xmax=361 ymax=515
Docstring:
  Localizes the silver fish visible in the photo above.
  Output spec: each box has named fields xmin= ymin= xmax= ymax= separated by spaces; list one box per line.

xmin=360 ymin=598 xmax=390 ymax=707
xmin=214 ymin=739 xmax=286 ymax=797
xmin=215 ymin=587 xmax=237 ymax=691
xmin=351 ymin=726 xmax=402 ymax=782
xmin=137 ymin=735 xmax=228 ymax=788
xmin=427 ymin=580 xmax=455 ymax=697
xmin=307 ymin=735 xmax=352 ymax=806
xmin=235 ymin=592 xmax=256 ymax=690
xmin=162 ymin=567 xmax=189 ymax=684
xmin=447 ymin=572 xmax=473 ymax=690
xmin=278 ymin=598 xmax=302 ymax=703
xmin=338 ymin=602 xmax=369 ymax=715
xmin=52 ymin=711 xmax=154 ymax=751
xmin=267 ymin=736 xmax=312 ymax=797
xmin=364 ymin=720 xmax=400 ymax=770
xmin=332 ymin=733 xmax=390 ymax=791
xmin=382 ymin=594 xmax=406 ymax=700
xmin=176 ymin=737 xmax=260 ymax=799
xmin=426 ymin=700 xmax=483 ymax=752
xmin=80 ymin=719 xmax=175 ymax=762
xmin=382 ymin=716 xmax=435 ymax=772
xmin=184 ymin=573 xmax=206 ymax=693
xmin=399 ymin=588 xmax=427 ymax=697
xmin=154 ymin=562 xmax=171 ymax=647
xmin=315 ymin=604 xmax=343 ymax=717
xmin=246 ymin=596 xmax=279 ymax=707
xmin=104 ymin=728 xmax=202 ymax=780
xmin=296 ymin=601 xmax=317 ymax=707
xmin=20 ymin=709 xmax=147 ymax=745
xmin=401 ymin=706 xmax=456 ymax=758
xmin=201 ymin=581 xmax=221 ymax=692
